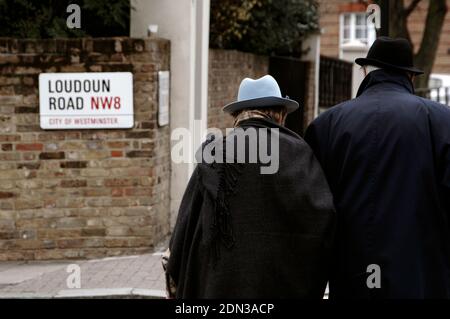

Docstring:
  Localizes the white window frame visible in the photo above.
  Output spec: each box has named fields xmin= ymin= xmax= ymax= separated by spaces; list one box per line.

xmin=339 ymin=12 xmax=376 ymax=48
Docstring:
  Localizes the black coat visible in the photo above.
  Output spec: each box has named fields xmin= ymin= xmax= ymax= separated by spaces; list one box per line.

xmin=305 ymin=69 xmax=450 ymax=298
xmin=167 ymin=118 xmax=335 ymax=298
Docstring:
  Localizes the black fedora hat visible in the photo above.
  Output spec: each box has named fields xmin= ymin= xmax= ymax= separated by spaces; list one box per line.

xmin=355 ymin=36 xmax=423 ymax=75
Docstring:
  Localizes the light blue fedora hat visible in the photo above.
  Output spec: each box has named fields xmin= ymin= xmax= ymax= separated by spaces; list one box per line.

xmin=222 ymin=75 xmax=299 ymax=114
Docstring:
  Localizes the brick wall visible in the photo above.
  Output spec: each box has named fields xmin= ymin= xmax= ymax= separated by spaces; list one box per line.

xmin=208 ymin=49 xmax=269 ymax=130
xmin=318 ymin=0 xmax=342 ymax=58
xmin=0 ymin=37 xmax=171 ymax=261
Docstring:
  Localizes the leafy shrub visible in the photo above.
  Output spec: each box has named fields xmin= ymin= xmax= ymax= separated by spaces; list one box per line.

xmin=0 ymin=0 xmax=130 ymax=38
xmin=210 ymin=0 xmax=319 ymax=56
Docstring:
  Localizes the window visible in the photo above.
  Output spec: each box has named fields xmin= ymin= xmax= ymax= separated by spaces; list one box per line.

xmin=340 ymin=12 xmax=375 ymax=46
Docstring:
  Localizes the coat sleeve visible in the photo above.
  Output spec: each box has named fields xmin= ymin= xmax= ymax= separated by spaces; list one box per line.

xmin=166 ymin=167 xmax=203 ymax=294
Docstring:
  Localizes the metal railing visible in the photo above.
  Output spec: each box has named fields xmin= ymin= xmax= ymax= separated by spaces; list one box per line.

xmin=416 ymin=87 xmax=450 ymax=105
xmin=319 ymin=55 xmax=353 ymax=109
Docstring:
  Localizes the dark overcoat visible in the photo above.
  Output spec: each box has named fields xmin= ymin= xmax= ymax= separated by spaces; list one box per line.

xmin=167 ymin=118 xmax=335 ymax=298
xmin=305 ymin=69 xmax=450 ymax=298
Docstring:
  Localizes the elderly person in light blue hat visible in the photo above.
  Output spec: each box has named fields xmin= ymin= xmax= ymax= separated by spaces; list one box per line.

xmin=164 ymin=75 xmax=335 ymax=299
xmin=223 ymin=75 xmax=298 ymax=126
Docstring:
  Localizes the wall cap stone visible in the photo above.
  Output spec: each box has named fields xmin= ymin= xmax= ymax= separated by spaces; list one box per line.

xmin=0 ymin=37 xmax=170 ymax=54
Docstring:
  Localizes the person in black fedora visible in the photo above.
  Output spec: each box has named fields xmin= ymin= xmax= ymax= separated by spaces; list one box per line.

xmin=355 ymin=36 xmax=424 ymax=75
xmin=163 ymin=75 xmax=335 ymax=298
xmin=305 ymin=36 xmax=450 ymax=298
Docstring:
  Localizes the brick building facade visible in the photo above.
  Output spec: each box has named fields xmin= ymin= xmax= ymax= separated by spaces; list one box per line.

xmin=319 ymin=0 xmax=450 ymax=74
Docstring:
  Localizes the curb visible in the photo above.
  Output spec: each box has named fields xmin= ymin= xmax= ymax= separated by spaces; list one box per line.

xmin=55 ymin=288 xmax=166 ymax=299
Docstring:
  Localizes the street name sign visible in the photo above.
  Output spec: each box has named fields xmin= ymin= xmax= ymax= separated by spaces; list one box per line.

xmin=39 ymin=72 xmax=134 ymax=130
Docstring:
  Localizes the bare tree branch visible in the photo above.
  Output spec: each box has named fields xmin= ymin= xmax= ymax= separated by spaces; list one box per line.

xmin=385 ymin=0 xmax=447 ymax=88
xmin=404 ymin=0 xmax=422 ymax=17
xmin=388 ymin=0 xmax=412 ymax=43
xmin=414 ymin=0 xmax=448 ymax=88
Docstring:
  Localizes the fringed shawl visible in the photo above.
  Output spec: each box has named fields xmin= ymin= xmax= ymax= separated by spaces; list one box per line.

xmin=166 ymin=118 xmax=336 ymax=298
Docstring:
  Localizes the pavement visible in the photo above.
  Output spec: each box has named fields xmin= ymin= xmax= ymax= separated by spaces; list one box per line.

xmin=0 ymin=252 xmax=166 ymax=299
xmin=0 ymin=250 xmax=329 ymax=299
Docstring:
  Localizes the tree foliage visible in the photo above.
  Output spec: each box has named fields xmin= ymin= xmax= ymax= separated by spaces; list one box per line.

xmin=0 ymin=0 xmax=130 ymax=38
xmin=209 ymin=0 xmax=319 ymax=57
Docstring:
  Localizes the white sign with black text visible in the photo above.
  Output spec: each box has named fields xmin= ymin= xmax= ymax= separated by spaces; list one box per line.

xmin=39 ymin=72 xmax=134 ymax=130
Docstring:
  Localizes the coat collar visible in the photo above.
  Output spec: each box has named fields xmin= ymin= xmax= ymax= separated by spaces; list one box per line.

xmin=356 ymin=69 xmax=415 ymax=97
xmin=237 ymin=117 xmax=302 ymax=140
